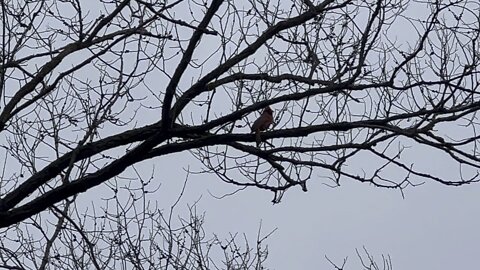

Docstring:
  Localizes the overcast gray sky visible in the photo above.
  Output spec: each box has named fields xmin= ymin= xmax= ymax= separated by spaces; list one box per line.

xmin=3 ymin=1 xmax=480 ymax=269
xmin=75 ymin=0 xmax=480 ymax=268
xmin=149 ymin=149 xmax=480 ymax=269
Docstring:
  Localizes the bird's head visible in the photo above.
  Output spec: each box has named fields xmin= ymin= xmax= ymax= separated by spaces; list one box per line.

xmin=263 ymin=106 xmax=273 ymax=115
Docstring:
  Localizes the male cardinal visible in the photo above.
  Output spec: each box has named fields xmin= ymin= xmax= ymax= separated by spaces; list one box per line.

xmin=251 ymin=106 xmax=273 ymax=146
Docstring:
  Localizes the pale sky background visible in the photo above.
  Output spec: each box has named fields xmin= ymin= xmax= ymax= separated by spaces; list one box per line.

xmin=83 ymin=1 xmax=480 ymax=268
xmin=3 ymin=1 xmax=480 ymax=269
xmin=147 ymin=150 xmax=480 ymax=269
xmin=136 ymin=2 xmax=480 ymax=268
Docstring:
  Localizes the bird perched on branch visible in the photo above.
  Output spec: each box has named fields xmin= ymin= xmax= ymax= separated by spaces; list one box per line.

xmin=251 ymin=106 xmax=273 ymax=147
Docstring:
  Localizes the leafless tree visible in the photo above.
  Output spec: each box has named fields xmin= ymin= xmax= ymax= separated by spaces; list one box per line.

xmin=0 ymin=0 xmax=479 ymax=268
xmin=326 ymin=247 xmax=393 ymax=270
xmin=0 ymin=176 xmax=273 ymax=269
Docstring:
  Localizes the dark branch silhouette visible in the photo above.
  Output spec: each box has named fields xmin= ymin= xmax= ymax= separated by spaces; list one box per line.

xmin=0 ymin=1 xmax=479 ymax=267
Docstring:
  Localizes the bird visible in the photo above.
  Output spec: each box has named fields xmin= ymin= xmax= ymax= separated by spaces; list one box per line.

xmin=251 ymin=106 xmax=273 ymax=147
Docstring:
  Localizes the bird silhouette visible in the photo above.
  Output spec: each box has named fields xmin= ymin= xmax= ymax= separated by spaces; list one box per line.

xmin=251 ymin=106 xmax=273 ymax=147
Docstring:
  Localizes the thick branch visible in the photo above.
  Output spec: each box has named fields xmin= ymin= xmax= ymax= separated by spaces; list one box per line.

xmin=161 ymin=0 xmax=225 ymax=128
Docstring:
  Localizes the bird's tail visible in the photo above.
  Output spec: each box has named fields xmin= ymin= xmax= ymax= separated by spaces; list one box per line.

xmin=255 ymin=131 xmax=261 ymax=147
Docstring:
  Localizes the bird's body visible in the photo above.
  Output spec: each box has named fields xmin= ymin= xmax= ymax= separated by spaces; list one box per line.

xmin=251 ymin=106 xmax=273 ymax=146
